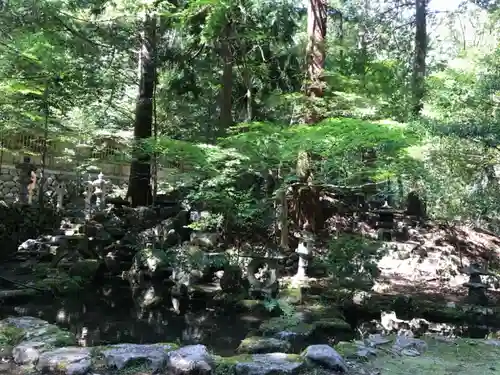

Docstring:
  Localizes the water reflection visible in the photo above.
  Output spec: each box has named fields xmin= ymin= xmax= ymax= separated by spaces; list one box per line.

xmin=1 ymin=279 xmax=263 ymax=355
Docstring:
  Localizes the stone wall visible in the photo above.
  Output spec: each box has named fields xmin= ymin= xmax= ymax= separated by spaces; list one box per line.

xmin=0 ymin=167 xmax=19 ymax=200
xmin=0 ymin=165 xmax=128 ymax=202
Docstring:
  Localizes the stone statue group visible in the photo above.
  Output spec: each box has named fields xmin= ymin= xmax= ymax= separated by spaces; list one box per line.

xmin=16 ymin=155 xmax=110 ymax=216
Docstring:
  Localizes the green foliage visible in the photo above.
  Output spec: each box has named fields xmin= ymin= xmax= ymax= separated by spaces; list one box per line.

xmin=222 ymin=118 xmax=420 ymax=184
xmin=187 ymin=212 xmax=224 ymax=231
xmin=149 ymin=117 xmax=421 ymax=230
xmin=262 ymin=297 xmax=295 ymax=316
xmin=0 ymin=0 xmax=499 ymax=240
xmin=318 ymin=235 xmax=384 ymax=288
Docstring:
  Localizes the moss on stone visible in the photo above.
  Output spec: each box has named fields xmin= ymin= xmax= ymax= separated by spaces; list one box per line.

xmin=333 ymin=341 xmax=360 ymax=357
xmin=313 ymin=318 xmax=351 ymax=332
xmin=89 ymin=346 xmax=106 ymax=358
xmin=302 ymin=304 xmax=344 ymax=321
xmin=213 ymin=354 xmax=252 ymax=375
xmin=214 ymin=354 xmax=254 ymax=366
xmin=237 ymin=336 xmax=291 ymax=354
xmin=297 ymin=367 xmax=333 ymax=375
xmin=214 ymin=353 xmax=303 ymax=375
xmin=31 ymin=325 xmax=76 ymax=348
xmin=259 ymin=317 xmax=314 ymax=336
xmin=55 ymin=361 xmax=68 ymax=371
xmin=160 ymin=342 xmax=180 ymax=351
xmin=112 ymin=363 xmax=152 ymax=375
xmin=283 ymin=354 xmax=303 ymax=362
xmin=0 ymin=325 xmax=24 ymax=346
xmin=280 ymin=287 xmax=303 ymax=305
xmin=52 ymin=330 xmax=76 ymax=347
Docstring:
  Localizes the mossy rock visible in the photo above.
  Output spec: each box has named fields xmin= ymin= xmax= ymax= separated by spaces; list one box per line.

xmin=214 ymin=353 xmax=304 ymax=375
xmin=259 ymin=317 xmax=314 ymax=337
xmin=50 ymin=330 xmax=78 ymax=347
xmin=279 ymin=287 xmax=303 ymax=305
xmin=237 ymin=336 xmax=291 ymax=354
xmin=300 ymin=305 xmax=345 ymax=321
xmin=312 ymin=318 xmax=351 ymax=332
xmin=214 ymin=354 xmax=254 ymax=375
xmin=30 ymin=325 xmax=77 ymax=348
xmin=0 ymin=325 xmax=24 ymax=346
xmin=333 ymin=341 xmax=362 ymax=358
xmin=159 ymin=342 xmax=180 ymax=351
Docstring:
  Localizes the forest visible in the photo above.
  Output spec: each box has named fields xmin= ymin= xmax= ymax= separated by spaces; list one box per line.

xmin=1 ymin=0 xmax=499 ymax=226
xmin=1 ymin=0 xmax=500 ymax=375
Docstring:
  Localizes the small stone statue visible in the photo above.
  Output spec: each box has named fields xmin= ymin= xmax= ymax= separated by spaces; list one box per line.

xmin=16 ymin=156 xmax=37 ymax=204
xmin=84 ymin=175 xmax=93 ymax=220
xmin=92 ymin=172 xmax=108 ymax=211
xmin=292 ymin=228 xmax=315 ymax=286
xmin=54 ymin=180 xmax=67 ymax=212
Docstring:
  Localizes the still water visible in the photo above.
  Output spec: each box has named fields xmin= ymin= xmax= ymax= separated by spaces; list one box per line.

xmin=0 ymin=279 xmax=265 ymax=356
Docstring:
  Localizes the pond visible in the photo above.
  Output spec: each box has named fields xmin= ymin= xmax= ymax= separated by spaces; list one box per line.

xmin=2 ymin=277 xmax=494 ymax=359
xmin=0 ymin=279 xmax=266 ymax=356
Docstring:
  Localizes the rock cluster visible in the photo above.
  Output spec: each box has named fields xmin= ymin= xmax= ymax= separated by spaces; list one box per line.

xmin=0 ymin=316 xmax=352 ymax=375
xmin=16 ymin=203 xmax=189 ymax=270
xmin=0 ymin=202 xmax=61 ymax=256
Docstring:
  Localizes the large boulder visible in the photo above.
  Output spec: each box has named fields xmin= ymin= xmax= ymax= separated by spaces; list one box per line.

xmin=166 ymin=344 xmax=214 ymax=375
xmin=302 ymin=344 xmax=347 ymax=372
xmin=0 ymin=316 xmax=76 ymax=366
xmin=101 ymin=343 xmax=178 ymax=370
xmin=233 ymin=353 xmax=304 ymax=375
xmin=36 ymin=347 xmax=92 ymax=375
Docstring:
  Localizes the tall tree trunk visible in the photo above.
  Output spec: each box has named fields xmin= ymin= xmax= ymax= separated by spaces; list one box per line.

xmin=358 ymin=0 xmax=369 ymax=80
xmin=292 ymin=0 xmax=328 ymax=286
xmin=305 ymin=0 xmax=327 ymax=124
xmin=219 ymin=23 xmax=233 ymax=131
xmin=411 ymin=0 xmax=427 ymax=116
xmin=127 ymin=12 xmax=156 ymax=207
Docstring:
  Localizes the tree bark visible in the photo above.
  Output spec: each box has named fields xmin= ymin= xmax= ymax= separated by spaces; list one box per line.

xmin=411 ymin=0 xmax=427 ymax=116
xmin=127 ymin=12 xmax=156 ymax=207
xmin=305 ymin=0 xmax=327 ymax=124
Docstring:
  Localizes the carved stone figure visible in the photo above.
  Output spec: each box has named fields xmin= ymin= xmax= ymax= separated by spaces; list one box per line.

xmin=16 ymin=156 xmax=37 ymax=204
xmin=84 ymin=175 xmax=94 ymax=219
xmin=92 ymin=172 xmax=108 ymax=210
xmin=54 ymin=180 xmax=67 ymax=211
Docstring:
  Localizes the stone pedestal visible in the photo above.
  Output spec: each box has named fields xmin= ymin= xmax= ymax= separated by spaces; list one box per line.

xmin=291 ymin=230 xmax=314 ymax=287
